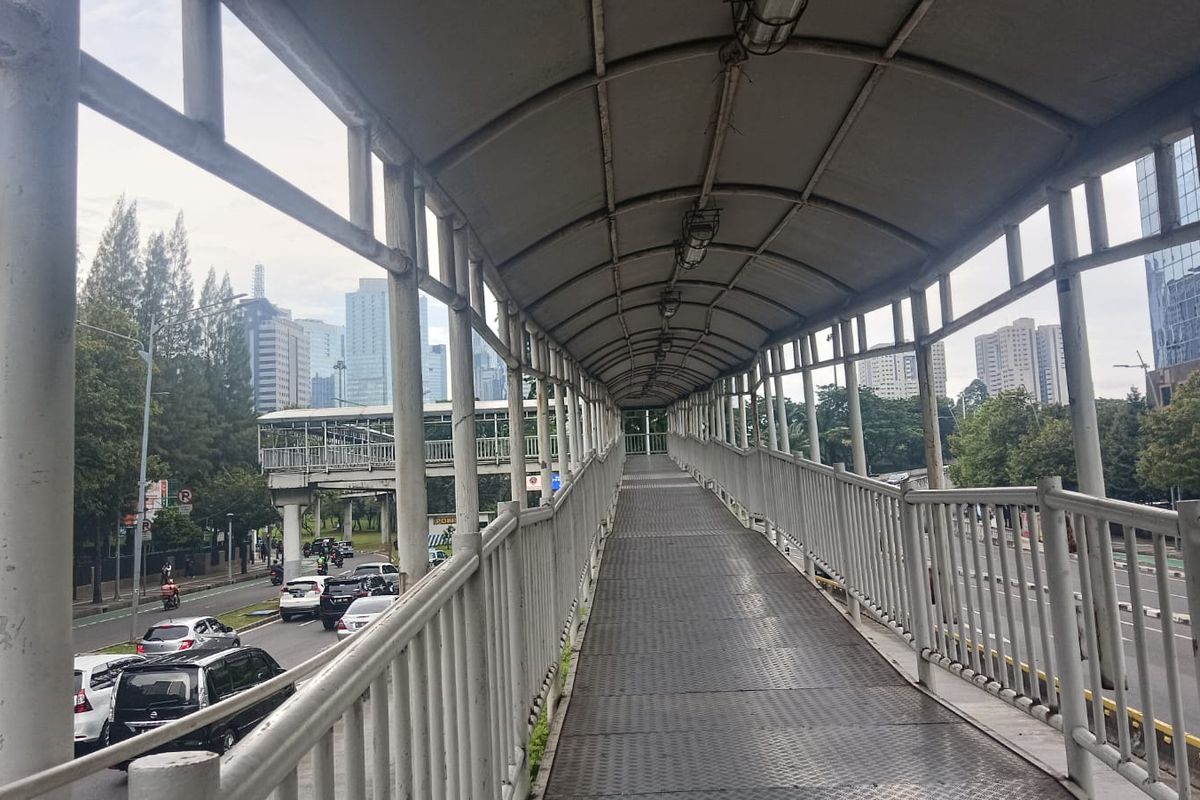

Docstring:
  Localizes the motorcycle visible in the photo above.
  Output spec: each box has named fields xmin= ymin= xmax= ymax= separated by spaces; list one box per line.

xmin=269 ymin=564 xmax=283 ymax=586
xmin=316 ymin=558 xmax=329 ymax=576
xmin=330 ymin=551 xmax=344 ymax=569
xmin=160 ymin=583 xmax=180 ymax=611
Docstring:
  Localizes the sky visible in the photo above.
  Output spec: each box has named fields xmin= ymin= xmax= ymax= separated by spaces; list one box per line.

xmin=78 ymin=2 xmax=1157 ymax=404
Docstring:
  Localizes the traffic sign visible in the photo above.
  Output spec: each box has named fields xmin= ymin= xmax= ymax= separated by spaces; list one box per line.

xmin=179 ymin=504 xmax=193 ymax=515
xmin=178 ymin=487 xmax=193 ymax=505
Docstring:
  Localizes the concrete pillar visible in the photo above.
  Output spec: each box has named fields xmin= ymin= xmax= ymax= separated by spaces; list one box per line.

xmin=773 ymin=347 xmax=791 ymax=455
xmin=909 ymin=291 xmax=944 ymax=488
xmin=380 ymin=493 xmax=391 ymax=548
xmin=343 ymin=501 xmax=353 ymax=539
xmin=0 ymin=2 xmax=79 ymax=786
xmin=762 ymin=351 xmax=778 ymax=451
xmin=554 ymin=350 xmax=572 ymax=484
xmin=384 ymin=163 xmax=428 ymax=581
xmin=503 ymin=305 xmax=527 ymax=507
xmin=534 ymin=337 xmax=553 ymax=504
xmin=802 ymin=335 xmax=820 ymax=463
xmin=1049 ymin=187 xmax=1122 ymax=686
xmin=282 ymin=502 xmax=303 ymax=581
xmin=129 ymin=751 xmax=220 ymax=800
xmin=841 ymin=320 xmax=867 ymax=475
xmin=314 ymin=493 xmax=322 ymax=537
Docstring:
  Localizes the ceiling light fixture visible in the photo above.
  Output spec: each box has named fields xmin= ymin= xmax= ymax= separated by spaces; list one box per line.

xmin=674 ymin=207 xmax=720 ymax=270
xmin=659 ymin=289 xmax=682 ymax=318
xmin=731 ymin=0 xmax=808 ymax=56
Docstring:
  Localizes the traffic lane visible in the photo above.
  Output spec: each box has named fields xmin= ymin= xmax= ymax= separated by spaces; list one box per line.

xmin=73 ymin=578 xmax=280 ymax=653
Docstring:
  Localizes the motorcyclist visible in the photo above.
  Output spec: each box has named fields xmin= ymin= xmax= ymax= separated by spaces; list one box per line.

xmin=317 ymin=554 xmax=328 ymax=575
xmin=160 ymin=578 xmax=180 ymax=609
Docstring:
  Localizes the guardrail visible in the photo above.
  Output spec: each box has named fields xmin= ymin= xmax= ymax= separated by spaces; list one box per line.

xmin=260 ymin=435 xmax=559 ymax=472
xmin=624 ymin=431 xmax=667 ymax=455
xmin=1 ymin=440 xmax=625 ymax=800
xmin=668 ymin=433 xmax=1200 ymax=800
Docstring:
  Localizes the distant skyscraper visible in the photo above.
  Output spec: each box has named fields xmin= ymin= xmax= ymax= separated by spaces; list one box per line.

xmin=858 ymin=342 xmax=946 ymax=399
xmin=1135 ymin=136 xmax=1200 ymax=405
xmin=345 ymin=278 xmax=391 ymax=406
xmin=973 ymin=318 xmax=1066 ymax=404
xmin=424 ymin=343 xmax=448 ymax=401
xmin=242 ymin=296 xmax=310 ymax=413
xmin=471 ymin=329 xmax=507 ymax=401
xmin=297 ymin=319 xmax=345 ymax=409
xmin=253 ymin=263 xmax=265 ymax=299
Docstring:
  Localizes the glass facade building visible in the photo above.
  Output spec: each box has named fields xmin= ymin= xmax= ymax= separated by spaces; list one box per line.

xmin=1135 ymin=135 xmax=1200 ymax=370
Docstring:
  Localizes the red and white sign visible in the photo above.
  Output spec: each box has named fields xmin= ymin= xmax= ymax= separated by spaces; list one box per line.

xmin=144 ymin=480 xmax=169 ymax=511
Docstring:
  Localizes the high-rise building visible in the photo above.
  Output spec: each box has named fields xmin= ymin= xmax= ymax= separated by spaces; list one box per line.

xmin=973 ymin=318 xmax=1067 ymax=404
xmin=858 ymin=342 xmax=946 ymax=399
xmin=472 ymin=329 xmax=507 ymax=401
xmin=241 ymin=296 xmax=310 ymax=413
xmin=345 ymin=278 xmax=391 ymax=406
xmin=1135 ymin=136 xmax=1200 ymax=405
xmin=424 ymin=343 xmax=448 ymax=401
xmin=297 ymin=319 xmax=345 ymax=408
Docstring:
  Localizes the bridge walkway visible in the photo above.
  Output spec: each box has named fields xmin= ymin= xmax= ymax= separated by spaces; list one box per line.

xmin=544 ymin=455 xmax=1069 ymax=798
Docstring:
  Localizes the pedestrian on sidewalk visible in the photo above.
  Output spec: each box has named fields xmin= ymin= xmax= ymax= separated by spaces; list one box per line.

xmin=183 ymin=553 xmax=194 ymax=579
xmin=159 ymin=559 xmax=172 ymax=586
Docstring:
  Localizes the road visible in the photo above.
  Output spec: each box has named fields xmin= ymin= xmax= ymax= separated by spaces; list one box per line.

xmin=68 ymin=611 xmax=337 ymax=800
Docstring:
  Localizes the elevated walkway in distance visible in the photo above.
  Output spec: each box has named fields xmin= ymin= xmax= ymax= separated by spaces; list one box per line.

xmin=545 ymin=455 xmax=1070 ymax=798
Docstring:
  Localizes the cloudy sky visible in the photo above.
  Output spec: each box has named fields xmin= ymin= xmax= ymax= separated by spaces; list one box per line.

xmin=78 ymin=2 xmax=1155 ymax=404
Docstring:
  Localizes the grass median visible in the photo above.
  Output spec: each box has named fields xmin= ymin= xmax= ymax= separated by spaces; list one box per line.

xmin=95 ymin=599 xmax=280 ymax=655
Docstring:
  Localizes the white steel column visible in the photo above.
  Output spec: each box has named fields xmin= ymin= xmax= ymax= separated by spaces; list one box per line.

xmin=0 ymin=3 xmax=79 ymax=787
xmin=534 ymin=337 xmax=553 ymax=504
xmin=384 ymin=165 xmax=428 ymax=581
xmin=1049 ymin=186 xmax=1122 ymax=687
xmin=762 ymin=351 xmax=778 ymax=451
xmin=502 ymin=304 xmax=526 ymax=507
xmin=772 ymin=347 xmax=790 ymax=455
xmin=182 ymin=0 xmax=224 ymax=137
xmin=910 ymin=292 xmax=944 ymax=487
xmin=347 ymin=125 xmax=373 ymax=234
xmin=281 ymin=501 xmax=302 ymax=582
xmin=802 ymin=336 xmax=820 ymax=463
xmin=841 ymin=320 xmax=867 ymax=475
xmin=723 ymin=379 xmax=733 ymax=444
xmin=554 ymin=349 xmax=572 ymax=485
xmin=737 ymin=375 xmax=749 ymax=449
xmin=446 ymin=217 xmax=492 ymax=799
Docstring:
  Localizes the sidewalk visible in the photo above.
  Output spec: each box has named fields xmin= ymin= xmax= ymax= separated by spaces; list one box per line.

xmin=72 ymin=561 xmax=272 ymax=621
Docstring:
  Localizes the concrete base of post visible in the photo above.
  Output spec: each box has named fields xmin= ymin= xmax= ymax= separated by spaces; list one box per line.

xmin=848 ymin=596 xmax=861 ymax=626
xmin=129 ymin=751 xmax=220 ymax=800
xmin=804 ymin=554 xmax=815 ymax=582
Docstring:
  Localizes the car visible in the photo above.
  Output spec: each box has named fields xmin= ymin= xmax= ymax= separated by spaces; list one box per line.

xmin=304 ymin=537 xmax=338 ymax=558
xmin=334 ymin=540 xmax=355 ymax=558
xmin=359 ymin=574 xmax=399 ymax=596
xmin=319 ymin=577 xmax=371 ymax=630
xmin=137 ymin=617 xmax=240 ymax=654
xmin=335 ymin=596 xmax=397 ymax=640
xmin=349 ymin=561 xmax=399 ymax=578
xmin=278 ymin=575 xmax=328 ymax=621
xmin=428 ymin=548 xmax=449 ymax=568
xmin=74 ymin=654 xmax=145 ymax=753
xmin=107 ymin=647 xmax=293 ymax=761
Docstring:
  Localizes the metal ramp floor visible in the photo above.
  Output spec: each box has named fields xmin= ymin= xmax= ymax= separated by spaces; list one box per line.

xmin=544 ymin=455 xmax=1069 ymax=799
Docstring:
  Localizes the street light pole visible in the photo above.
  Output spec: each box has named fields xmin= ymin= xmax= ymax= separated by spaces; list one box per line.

xmin=129 ymin=322 xmax=156 ymax=644
xmin=226 ymin=512 xmax=234 ymax=582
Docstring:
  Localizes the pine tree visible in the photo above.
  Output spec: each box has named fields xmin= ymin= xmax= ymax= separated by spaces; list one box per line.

xmin=138 ymin=231 xmax=171 ymax=341
xmin=198 ymin=267 xmax=222 ymax=362
xmin=82 ymin=196 xmax=142 ymax=316
xmin=164 ymin=213 xmax=197 ymax=357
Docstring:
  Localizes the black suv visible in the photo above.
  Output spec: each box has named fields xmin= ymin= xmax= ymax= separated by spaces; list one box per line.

xmin=319 ymin=577 xmax=369 ymax=630
xmin=108 ymin=647 xmax=292 ymax=762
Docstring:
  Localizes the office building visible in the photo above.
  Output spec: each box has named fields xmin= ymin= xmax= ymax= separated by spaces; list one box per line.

xmin=1135 ymin=136 xmax=1200 ymax=405
xmin=425 ymin=343 xmax=448 ymax=401
xmin=973 ymin=318 xmax=1067 ymax=404
xmin=241 ymin=296 xmax=310 ymax=413
xmin=472 ymin=329 xmax=507 ymax=401
xmin=345 ymin=278 xmax=391 ymax=406
xmin=858 ymin=341 xmax=946 ymax=399
xmin=297 ymin=318 xmax=345 ymax=408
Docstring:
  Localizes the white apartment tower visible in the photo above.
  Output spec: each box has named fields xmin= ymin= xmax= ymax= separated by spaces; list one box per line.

xmin=974 ymin=318 xmax=1067 ymax=404
xmin=242 ymin=295 xmax=311 ymax=413
xmin=858 ymin=342 xmax=946 ymax=399
xmin=345 ymin=278 xmax=391 ymax=406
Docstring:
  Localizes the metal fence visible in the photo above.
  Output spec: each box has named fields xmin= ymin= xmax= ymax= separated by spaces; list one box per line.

xmin=1 ymin=441 xmax=624 ymax=800
xmin=669 ymin=433 xmax=1200 ymax=800
xmin=623 ymin=431 xmax=667 ymax=455
xmin=260 ymin=435 xmax=558 ymax=472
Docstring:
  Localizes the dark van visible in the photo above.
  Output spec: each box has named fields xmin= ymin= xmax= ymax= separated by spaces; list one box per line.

xmin=319 ymin=577 xmax=369 ymax=630
xmin=108 ymin=646 xmax=292 ymax=762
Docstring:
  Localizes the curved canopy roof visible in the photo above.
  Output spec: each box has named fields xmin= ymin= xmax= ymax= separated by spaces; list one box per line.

xmin=278 ymin=0 xmax=1200 ymax=405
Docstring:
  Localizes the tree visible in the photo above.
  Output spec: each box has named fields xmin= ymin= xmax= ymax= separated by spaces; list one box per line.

xmin=948 ymin=389 xmax=1042 ymax=487
xmin=1137 ymin=372 xmax=1200 ymax=498
xmin=138 ymin=231 xmax=171 ymax=341
xmin=957 ymin=379 xmax=989 ymax=416
xmin=82 ymin=196 xmax=142 ymax=316
xmin=1007 ymin=414 xmax=1076 ymax=487
xmin=150 ymin=507 xmax=206 ymax=550
xmin=1098 ymin=391 xmax=1158 ymax=503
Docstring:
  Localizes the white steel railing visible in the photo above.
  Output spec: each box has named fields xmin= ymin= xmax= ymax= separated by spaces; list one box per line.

xmin=1 ymin=441 xmax=624 ymax=800
xmin=669 ymin=433 xmax=1200 ymax=800
xmin=623 ymin=431 xmax=667 ymax=455
xmin=260 ymin=436 xmax=556 ymax=472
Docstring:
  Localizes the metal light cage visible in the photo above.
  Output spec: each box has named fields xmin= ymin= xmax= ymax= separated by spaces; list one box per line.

xmin=730 ymin=0 xmax=809 ymax=56
xmin=675 ymin=207 xmax=721 ymax=270
xmin=659 ymin=289 xmax=682 ymax=318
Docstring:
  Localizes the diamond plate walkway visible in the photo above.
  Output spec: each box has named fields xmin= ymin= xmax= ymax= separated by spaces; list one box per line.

xmin=544 ymin=455 xmax=1069 ymax=799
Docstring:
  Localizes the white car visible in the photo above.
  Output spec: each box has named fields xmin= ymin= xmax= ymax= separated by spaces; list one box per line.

xmin=348 ymin=561 xmax=399 ymax=578
xmin=74 ymin=653 xmax=144 ymax=752
xmin=336 ymin=595 xmax=396 ymax=640
xmin=279 ymin=575 xmax=328 ymax=621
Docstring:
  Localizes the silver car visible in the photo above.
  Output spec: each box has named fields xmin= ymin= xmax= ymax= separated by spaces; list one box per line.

xmin=137 ymin=616 xmax=240 ymax=654
xmin=349 ymin=561 xmax=399 ymax=578
xmin=335 ymin=596 xmax=396 ymax=640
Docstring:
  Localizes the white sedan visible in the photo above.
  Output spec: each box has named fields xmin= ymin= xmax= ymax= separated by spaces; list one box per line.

xmin=335 ymin=595 xmax=396 ymax=640
xmin=73 ymin=653 xmax=144 ymax=752
xmin=279 ymin=575 xmax=329 ymax=621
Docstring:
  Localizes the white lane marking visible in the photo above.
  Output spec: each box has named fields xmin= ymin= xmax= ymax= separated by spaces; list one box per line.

xmin=298 ymin=619 xmax=315 ymax=627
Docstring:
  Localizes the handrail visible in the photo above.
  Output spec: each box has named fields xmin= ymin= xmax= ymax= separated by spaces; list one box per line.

xmin=908 ymin=486 xmax=1037 ymax=506
xmin=1045 ymin=487 xmax=1179 ymax=534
